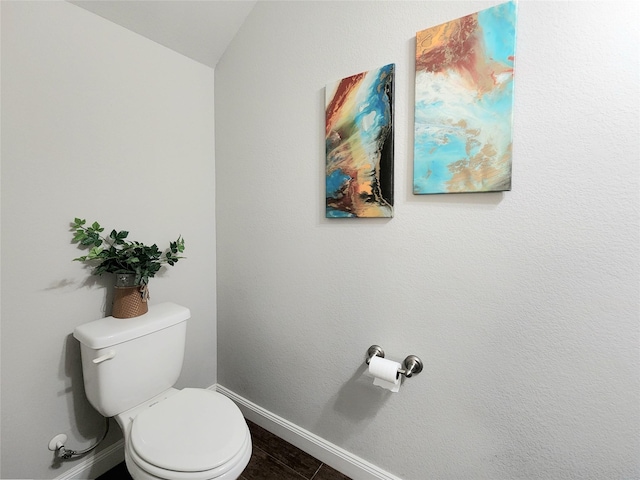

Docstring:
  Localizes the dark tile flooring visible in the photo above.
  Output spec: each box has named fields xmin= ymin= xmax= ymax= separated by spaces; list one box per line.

xmin=97 ymin=420 xmax=351 ymax=480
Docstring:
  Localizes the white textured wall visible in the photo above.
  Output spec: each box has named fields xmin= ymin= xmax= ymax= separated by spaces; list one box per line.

xmin=1 ymin=2 xmax=216 ymax=478
xmin=216 ymin=2 xmax=640 ymax=479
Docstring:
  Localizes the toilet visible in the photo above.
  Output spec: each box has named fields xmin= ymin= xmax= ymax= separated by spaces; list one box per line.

xmin=73 ymin=302 xmax=252 ymax=480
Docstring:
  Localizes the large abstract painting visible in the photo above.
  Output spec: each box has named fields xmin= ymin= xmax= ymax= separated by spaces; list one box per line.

xmin=326 ymin=64 xmax=394 ymax=218
xmin=413 ymin=1 xmax=517 ymax=194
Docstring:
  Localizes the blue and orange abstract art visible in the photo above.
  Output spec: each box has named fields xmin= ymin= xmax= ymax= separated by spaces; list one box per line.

xmin=326 ymin=64 xmax=394 ymax=218
xmin=413 ymin=1 xmax=517 ymax=194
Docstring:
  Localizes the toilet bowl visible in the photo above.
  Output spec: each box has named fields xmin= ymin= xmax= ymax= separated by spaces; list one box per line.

xmin=116 ymin=388 xmax=252 ymax=480
xmin=73 ymin=303 xmax=251 ymax=480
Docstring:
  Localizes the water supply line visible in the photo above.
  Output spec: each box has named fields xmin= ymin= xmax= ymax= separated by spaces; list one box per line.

xmin=55 ymin=417 xmax=110 ymax=460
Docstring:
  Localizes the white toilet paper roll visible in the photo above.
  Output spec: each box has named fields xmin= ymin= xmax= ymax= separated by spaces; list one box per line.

xmin=368 ymin=356 xmax=402 ymax=392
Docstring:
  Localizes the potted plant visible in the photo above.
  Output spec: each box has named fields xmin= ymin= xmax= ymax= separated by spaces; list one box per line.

xmin=71 ymin=218 xmax=185 ymax=318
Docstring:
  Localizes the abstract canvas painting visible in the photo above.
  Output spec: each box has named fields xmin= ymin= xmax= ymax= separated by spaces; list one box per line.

xmin=326 ymin=64 xmax=394 ymax=217
xmin=413 ymin=1 xmax=517 ymax=194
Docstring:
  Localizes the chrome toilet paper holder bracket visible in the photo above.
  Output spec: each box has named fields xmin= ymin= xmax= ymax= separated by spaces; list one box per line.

xmin=365 ymin=345 xmax=423 ymax=378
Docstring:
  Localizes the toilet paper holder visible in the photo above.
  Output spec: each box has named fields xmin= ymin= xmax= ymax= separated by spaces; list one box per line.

xmin=365 ymin=345 xmax=423 ymax=378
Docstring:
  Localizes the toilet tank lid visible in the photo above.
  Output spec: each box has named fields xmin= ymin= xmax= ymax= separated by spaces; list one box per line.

xmin=73 ymin=302 xmax=191 ymax=349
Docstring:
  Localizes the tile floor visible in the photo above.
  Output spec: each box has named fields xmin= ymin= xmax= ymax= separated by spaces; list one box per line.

xmin=96 ymin=420 xmax=351 ymax=480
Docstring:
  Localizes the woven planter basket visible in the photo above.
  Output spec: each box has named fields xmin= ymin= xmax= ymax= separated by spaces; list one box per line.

xmin=112 ymin=284 xmax=148 ymax=319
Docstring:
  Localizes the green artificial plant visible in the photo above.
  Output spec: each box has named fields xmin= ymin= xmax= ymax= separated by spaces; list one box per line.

xmin=71 ymin=218 xmax=185 ymax=286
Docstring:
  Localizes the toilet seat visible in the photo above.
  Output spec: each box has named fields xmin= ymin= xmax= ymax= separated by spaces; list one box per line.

xmin=127 ymin=388 xmax=251 ymax=479
xmin=127 ymin=431 xmax=251 ymax=480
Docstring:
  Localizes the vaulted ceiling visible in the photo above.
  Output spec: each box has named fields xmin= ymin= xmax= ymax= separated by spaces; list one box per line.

xmin=71 ymin=1 xmax=256 ymax=68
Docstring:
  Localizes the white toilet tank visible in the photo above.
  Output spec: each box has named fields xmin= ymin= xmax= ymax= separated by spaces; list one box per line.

xmin=73 ymin=302 xmax=191 ymax=417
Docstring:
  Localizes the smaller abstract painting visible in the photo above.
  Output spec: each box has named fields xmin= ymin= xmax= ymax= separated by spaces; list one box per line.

xmin=326 ymin=64 xmax=394 ymax=218
xmin=414 ymin=1 xmax=517 ymax=194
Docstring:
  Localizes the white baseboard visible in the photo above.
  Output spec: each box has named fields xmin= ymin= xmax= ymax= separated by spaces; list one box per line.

xmin=53 ymin=439 xmax=124 ymax=480
xmin=214 ymin=384 xmax=403 ymax=480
